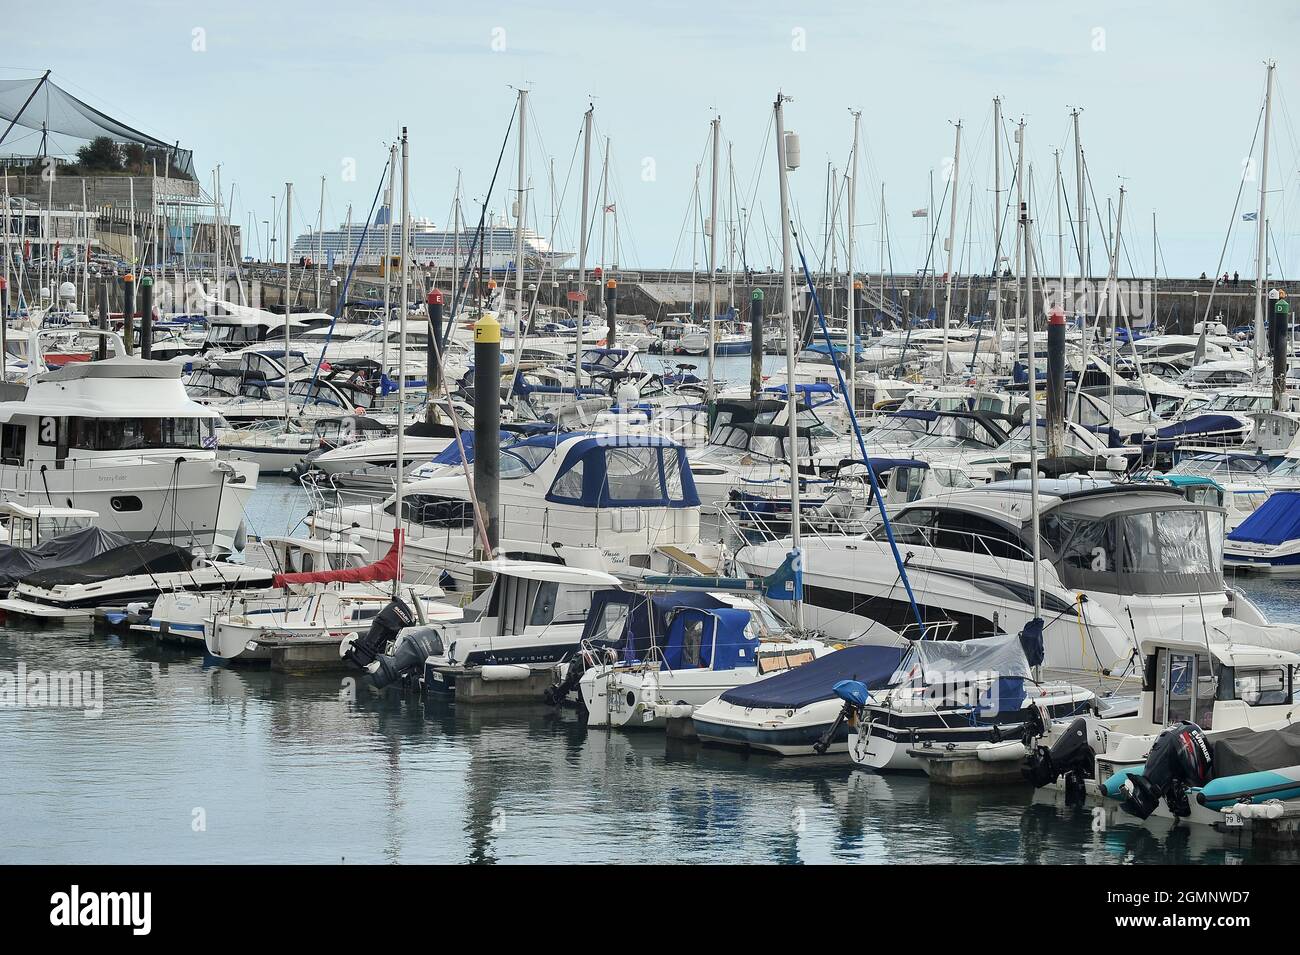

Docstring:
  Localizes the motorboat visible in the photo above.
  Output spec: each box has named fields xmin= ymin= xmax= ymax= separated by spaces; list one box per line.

xmin=0 ymin=540 xmax=273 ymax=621
xmin=0 ymin=328 xmax=258 ymax=554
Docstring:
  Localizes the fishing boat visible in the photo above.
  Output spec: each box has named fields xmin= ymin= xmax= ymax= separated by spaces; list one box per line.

xmin=1024 ymin=630 xmax=1300 ymax=828
xmin=415 ymin=560 xmax=622 ymax=695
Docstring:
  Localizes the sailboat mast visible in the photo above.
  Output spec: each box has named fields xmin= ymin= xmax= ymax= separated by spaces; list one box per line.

xmin=315 ymin=175 xmax=325 ymax=306
xmin=847 ymin=109 xmax=860 ymax=415
xmin=774 ymin=92 xmax=803 ymax=633
xmin=941 ymin=119 xmax=962 ymax=377
xmin=1254 ymin=61 xmax=1275 ymax=370
xmin=515 ymin=88 xmax=528 ymax=341
xmin=576 ymin=106 xmax=592 ymax=393
xmin=381 ymin=144 xmax=396 ymax=377
xmin=395 ymin=126 xmax=410 ymax=592
xmin=1021 ymin=187 xmax=1042 ymax=620
xmin=707 ymin=114 xmax=720 ymax=406
xmin=283 ymin=181 xmax=292 ymax=427
xmin=992 ymin=97 xmax=1003 ymax=368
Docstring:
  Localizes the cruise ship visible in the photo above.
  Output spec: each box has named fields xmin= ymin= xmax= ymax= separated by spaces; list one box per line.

xmin=290 ymin=205 xmax=572 ymax=271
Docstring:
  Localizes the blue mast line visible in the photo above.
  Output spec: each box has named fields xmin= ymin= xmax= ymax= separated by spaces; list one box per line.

xmin=305 ymin=155 xmax=392 ymax=405
xmin=793 ymin=238 xmax=927 ymax=639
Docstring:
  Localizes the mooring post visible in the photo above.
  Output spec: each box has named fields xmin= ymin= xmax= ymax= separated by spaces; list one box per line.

xmin=749 ymin=288 xmax=764 ymax=400
xmin=122 ymin=273 xmax=135 ymax=356
xmin=427 ymin=289 xmax=444 ymax=422
xmin=96 ymin=278 xmax=109 ymax=360
xmin=139 ymin=275 xmax=154 ymax=359
xmin=473 ymin=312 xmax=501 ymax=591
xmin=1047 ymin=304 xmax=1066 ymax=457
xmin=605 ymin=278 xmax=618 ymax=347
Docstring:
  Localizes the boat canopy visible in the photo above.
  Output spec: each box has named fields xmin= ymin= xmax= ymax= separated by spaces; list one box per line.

xmin=718 ymin=645 xmax=905 ymax=710
xmin=1227 ymin=490 xmax=1300 ymax=546
xmin=546 ymin=435 xmax=699 ymax=508
xmin=661 ymin=607 xmax=756 ymax=671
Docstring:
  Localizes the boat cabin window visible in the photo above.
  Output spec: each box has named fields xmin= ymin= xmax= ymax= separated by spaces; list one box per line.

xmin=207 ymin=322 xmax=261 ymax=345
xmin=934 ymin=510 xmax=1029 ymax=560
xmin=1227 ymin=666 xmax=1294 ymax=706
xmin=66 ymin=417 xmax=217 ymax=452
xmin=547 ymin=443 xmax=693 ymax=507
xmin=491 ymin=576 xmax=588 ymax=636
xmin=386 ymin=494 xmax=475 ymax=528
xmin=1153 ymin=649 xmax=1218 ymax=728
xmin=1046 ymin=506 xmax=1223 ymax=594
xmin=1 ymin=423 xmax=25 ymax=465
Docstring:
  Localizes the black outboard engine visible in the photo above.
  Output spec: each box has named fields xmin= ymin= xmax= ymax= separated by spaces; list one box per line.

xmin=340 ymin=598 xmax=413 ymax=673
xmin=1022 ymin=716 xmax=1097 ymax=804
xmin=1120 ymin=721 xmax=1212 ymax=820
xmin=367 ymin=627 xmax=443 ymax=690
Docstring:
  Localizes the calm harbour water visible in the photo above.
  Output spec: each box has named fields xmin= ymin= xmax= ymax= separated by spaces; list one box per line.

xmin=4 ymin=367 xmax=1300 ymax=863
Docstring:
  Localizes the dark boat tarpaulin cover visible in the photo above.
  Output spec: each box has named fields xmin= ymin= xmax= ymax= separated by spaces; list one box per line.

xmin=1212 ymin=722 xmax=1300 ymax=779
xmin=0 ymin=526 xmax=131 ymax=587
xmin=22 ymin=540 xmax=196 ymax=588
xmin=719 ymin=645 xmax=906 ymax=710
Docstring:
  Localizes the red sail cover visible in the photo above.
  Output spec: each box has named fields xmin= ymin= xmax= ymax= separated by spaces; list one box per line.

xmin=273 ymin=531 xmax=403 ymax=588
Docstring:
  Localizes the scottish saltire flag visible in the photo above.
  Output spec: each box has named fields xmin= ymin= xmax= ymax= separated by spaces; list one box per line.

xmin=1243 ymin=211 xmax=1258 ymax=221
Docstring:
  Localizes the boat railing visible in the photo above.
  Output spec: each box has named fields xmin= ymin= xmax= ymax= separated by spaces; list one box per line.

xmin=714 ymin=500 xmax=1037 ymax=569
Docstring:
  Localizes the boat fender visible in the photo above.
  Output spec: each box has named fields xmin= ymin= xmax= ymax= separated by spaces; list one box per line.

xmin=233 ymin=520 xmax=247 ymax=553
xmin=977 ymin=741 xmax=1026 ymax=763
xmin=481 ymin=664 xmax=532 ymax=682
xmin=654 ymin=702 xmax=693 ymax=720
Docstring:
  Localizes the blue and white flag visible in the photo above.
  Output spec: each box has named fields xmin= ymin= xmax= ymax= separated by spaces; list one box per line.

xmin=1243 ymin=211 xmax=1258 ymax=221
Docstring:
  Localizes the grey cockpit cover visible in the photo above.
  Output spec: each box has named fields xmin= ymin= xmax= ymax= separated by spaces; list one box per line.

xmin=911 ymin=631 xmax=1033 ymax=683
xmin=0 ymin=527 xmax=132 ymax=587
xmin=1212 ymin=722 xmax=1300 ymax=779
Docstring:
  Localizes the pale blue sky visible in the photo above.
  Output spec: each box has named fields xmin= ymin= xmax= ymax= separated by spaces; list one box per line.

xmin=8 ymin=1 xmax=1300 ymax=278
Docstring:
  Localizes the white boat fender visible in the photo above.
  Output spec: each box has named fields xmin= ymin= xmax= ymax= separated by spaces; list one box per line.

xmin=976 ymin=740 xmax=1027 ymax=763
xmin=1228 ymin=800 xmax=1285 ymax=820
xmin=481 ymin=664 xmax=532 ymax=682
xmin=653 ymin=702 xmax=694 ymax=720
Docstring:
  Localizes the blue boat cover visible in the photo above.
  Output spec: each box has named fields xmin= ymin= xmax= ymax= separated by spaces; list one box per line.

xmin=661 ymin=607 xmax=758 ymax=671
xmin=1151 ymin=414 xmax=1244 ymax=441
xmin=1227 ymin=490 xmax=1300 ymax=546
xmin=718 ymin=645 xmax=906 ymax=710
xmin=545 ymin=435 xmax=700 ymax=508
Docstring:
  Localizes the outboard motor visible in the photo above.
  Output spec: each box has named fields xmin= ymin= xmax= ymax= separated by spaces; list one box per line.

xmin=544 ymin=646 xmax=619 ymax=711
xmin=340 ymin=598 xmax=413 ymax=673
xmin=815 ymin=680 xmax=871 ymax=756
xmin=1120 ymin=721 xmax=1212 ymax=820
xmin=1022 ymin=716 xmax=1100 ymax=804
xmin=366 ymin=627 xmax=443 ymax=690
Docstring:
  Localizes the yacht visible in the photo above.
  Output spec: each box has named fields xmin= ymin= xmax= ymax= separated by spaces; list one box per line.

xmin=737 ymin=480 xmax=1273 ymax=674
xmin=306 ymin=431 xmax=720 ymax=585
xmin=0 ymin=329 xmax=257 ymax=554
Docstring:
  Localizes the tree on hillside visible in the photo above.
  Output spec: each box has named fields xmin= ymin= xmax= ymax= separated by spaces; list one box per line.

xmin=75 ymin=136 xmax=123 ymax=172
